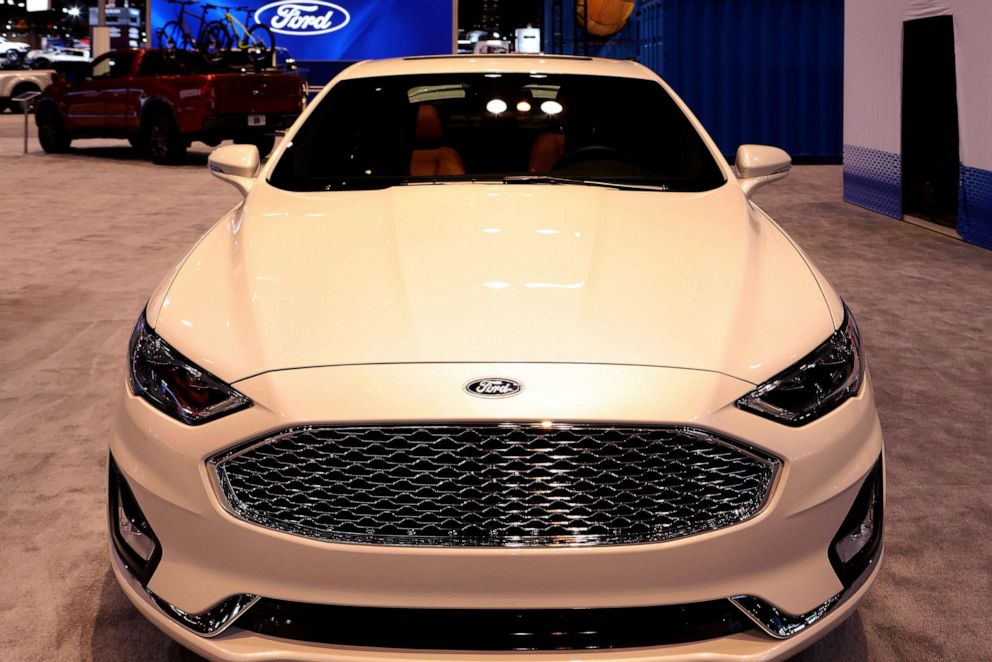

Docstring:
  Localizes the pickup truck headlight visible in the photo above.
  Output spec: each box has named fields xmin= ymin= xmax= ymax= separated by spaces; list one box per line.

xmin=737 ymin=305 xmax=864 ymax=426
xmin=128 ymin=314 xmax=251 ymax=425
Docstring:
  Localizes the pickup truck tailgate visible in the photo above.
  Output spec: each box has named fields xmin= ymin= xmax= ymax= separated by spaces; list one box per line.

xmin=211 ymin=73 xmax=304 ymax=114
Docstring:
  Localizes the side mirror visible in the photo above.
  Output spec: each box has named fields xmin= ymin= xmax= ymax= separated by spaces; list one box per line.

xmin=735 ymin=144 xmax=791 ymax=198
xmin=208 ymin=144 xmax=260 ymax=198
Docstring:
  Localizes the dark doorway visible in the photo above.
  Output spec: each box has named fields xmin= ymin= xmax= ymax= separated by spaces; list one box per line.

xmin=902 ymin=16 xmax=960 ymax=228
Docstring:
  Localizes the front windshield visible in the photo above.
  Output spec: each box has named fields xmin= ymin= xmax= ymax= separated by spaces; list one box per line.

xmin=269 ymin=72 xmax=726 ymax=192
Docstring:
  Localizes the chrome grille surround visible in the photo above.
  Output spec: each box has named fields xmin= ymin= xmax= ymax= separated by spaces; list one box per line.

xmin=209 ymin=424 xmax=780 ymax=547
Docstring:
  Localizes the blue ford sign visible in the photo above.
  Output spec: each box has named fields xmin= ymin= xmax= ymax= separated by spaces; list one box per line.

xmin=255 ymin=1 xmax=350 ymax=36
xmin=151 ymin=0 xmax=454 ymax=62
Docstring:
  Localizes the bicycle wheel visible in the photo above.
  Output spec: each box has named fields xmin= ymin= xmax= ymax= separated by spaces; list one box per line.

xmin=200 ymin=21 xmax=231 ymax=62
xmin=244 ymin=24 xmax=275 ymax=66
xmin=158 ymin=21 xmax=192 ymax=50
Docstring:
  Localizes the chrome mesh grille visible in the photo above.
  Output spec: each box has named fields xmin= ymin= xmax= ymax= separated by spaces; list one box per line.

xmin=210 ymin=425 xmax=779 ymax=547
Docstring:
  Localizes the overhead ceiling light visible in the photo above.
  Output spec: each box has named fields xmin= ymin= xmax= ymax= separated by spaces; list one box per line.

xmin=516 ymin=100 xmax=531 ymax=112
xmin=486 ymin=98 xmax=507 ymax=114
xmin=540 ymin=100 xmax=563 ymax=115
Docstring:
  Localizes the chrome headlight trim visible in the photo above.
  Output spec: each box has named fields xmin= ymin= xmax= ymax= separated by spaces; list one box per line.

xmin=128 ymin=311 xmax=252 ymax=425
xmin=737 ymin=304 xmax=865 ymax=426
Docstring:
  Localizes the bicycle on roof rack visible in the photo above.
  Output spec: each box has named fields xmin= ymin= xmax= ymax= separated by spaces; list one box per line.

xmin=213 ymin=5 xmax=275 ymax=67
xmin=157 ymin=0 xmax=275 ymax=67
xmin=156 ymin=0 xmax=228 ymax=62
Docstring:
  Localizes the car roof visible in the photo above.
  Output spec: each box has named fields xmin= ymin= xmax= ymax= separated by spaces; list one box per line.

xmin=338 ymin=54 xmax=658 ymax=81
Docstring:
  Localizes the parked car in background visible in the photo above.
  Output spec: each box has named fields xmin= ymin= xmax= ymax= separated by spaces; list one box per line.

xmin=0 ymin=69 xmax=53 ymax=112
xmin=110 ymin=55 xmax=884 ymax=660
xmin=473 ymin=39 xmax=511 ymax=54
xmin=35 ymin=48 xmax=305 ymax=163
xmin=0 ymin=36 xmax=31 ymax=67
xmin=27 ymin=47 xmax=91 ymax=69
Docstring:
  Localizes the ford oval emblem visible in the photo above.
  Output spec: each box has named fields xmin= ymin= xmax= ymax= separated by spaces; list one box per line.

xmin=254 ymin=1 xmax=351 ymax=37
xmin=464 ymin=378 xmax=523 ymax=399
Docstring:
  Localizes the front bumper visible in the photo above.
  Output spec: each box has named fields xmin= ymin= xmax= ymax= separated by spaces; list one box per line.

xmin=109 ymin=362 xmax=884 ymax=660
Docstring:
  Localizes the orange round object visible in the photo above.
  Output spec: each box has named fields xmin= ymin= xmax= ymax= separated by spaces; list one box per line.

xmin=576 ymin=0 xmax=637 ymax=37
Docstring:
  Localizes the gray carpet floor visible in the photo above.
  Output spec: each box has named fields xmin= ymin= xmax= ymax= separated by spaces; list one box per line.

xmin=1 ymin=115 xmax=990 ymax=660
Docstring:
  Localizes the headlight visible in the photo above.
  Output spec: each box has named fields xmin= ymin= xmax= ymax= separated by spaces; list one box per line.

xmin=128 ymin=313 xmax=251 ymax=425
xmin=737 ymin=305 xmax=864 ymax=426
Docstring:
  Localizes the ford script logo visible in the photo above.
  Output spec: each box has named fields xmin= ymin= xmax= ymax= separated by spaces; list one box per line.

xmin=254 ymin=0 xmax=351 ymax=36
xmin=464 ymin=378 xmax=522 ymax=399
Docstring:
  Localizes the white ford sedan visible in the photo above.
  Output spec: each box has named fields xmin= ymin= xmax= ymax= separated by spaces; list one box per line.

xmin=110 ymin=55 xmax=884 ymax=661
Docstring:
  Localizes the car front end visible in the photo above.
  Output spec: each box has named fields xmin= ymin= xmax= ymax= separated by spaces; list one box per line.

xmin=110 ymin=347 xmax=882 ymax=661
xmin=109 ymin=55 xmax=883 ymax=661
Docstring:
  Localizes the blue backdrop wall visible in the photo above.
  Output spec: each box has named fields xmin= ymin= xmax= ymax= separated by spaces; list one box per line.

xmin=546 ymin=0 xmax=844 ymax=162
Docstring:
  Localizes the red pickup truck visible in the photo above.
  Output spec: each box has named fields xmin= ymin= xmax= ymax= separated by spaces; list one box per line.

xmin=35 ymin=49 xmax=305 ymax=163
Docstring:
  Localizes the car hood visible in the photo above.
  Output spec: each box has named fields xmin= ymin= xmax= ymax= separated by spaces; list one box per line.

xmin=152 ymin=181 xmax=835 ymax=385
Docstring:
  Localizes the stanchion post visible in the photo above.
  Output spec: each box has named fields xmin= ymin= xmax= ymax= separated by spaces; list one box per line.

xmin=12 ymin=90 xmax=41 ymax=155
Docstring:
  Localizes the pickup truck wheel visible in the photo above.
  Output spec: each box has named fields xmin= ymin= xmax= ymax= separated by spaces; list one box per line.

xmin=37 ymin=106 xmax=70 ymax=153
xmin=145 ymin=114 xmax=186 ymax=164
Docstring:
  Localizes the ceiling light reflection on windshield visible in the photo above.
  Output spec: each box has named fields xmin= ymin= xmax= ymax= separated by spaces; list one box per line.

xmin=486 ymin=98 xmax=508 ymax=114
xmin=541 ymin=100 xmax=563 ymax=115
xmin=484 ymin=281 xmax=510 ymax=290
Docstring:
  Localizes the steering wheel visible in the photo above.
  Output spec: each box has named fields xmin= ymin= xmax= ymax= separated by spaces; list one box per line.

xmin=553 ymin=144 xmax=626 ymax=170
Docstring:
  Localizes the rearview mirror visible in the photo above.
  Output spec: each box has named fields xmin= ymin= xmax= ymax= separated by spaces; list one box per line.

xmin=208 ymin=144 xmax=260 ymax=198
xmin=735 ymin=145 xmax=791 ymax=198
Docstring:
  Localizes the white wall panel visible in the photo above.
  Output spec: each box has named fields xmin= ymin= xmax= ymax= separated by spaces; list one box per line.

xmin=844 ymin=0 xmax=992 ymax=247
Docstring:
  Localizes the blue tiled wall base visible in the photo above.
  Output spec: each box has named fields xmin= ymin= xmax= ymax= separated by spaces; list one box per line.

xmin=959 ymin=165 xmax=992 ymax=250
xmin=843 ymin=145 xmax=902 ymax=218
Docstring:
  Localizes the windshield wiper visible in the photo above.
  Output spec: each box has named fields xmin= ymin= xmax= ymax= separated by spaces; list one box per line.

xmin=502 ymin=175 xmax=670 ymax=191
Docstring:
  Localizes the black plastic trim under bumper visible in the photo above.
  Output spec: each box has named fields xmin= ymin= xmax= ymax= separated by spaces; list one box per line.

xmin=235 ymin=600 xmax=755 ymax=650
